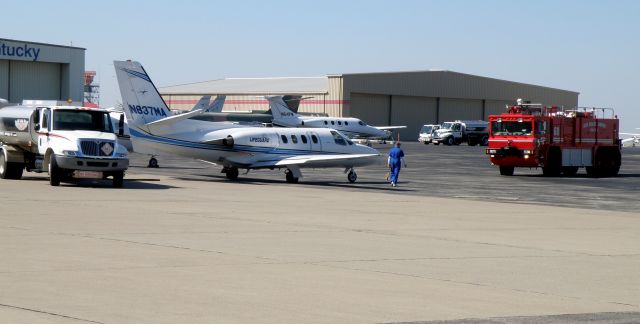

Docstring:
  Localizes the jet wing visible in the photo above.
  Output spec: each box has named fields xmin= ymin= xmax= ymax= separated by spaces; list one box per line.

xmin=245 ymin=153 xmax=379 ymax=169
xmin=375 ymin=125 xmax=407 ymax=130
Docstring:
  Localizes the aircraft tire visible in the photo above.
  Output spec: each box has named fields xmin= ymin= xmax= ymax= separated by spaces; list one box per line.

xmin=226 ymin=167 xmax=239 ymax=180
xmin=148 ymin=157 xmax=159 ymax=168
xmin=285 ymin=169 xmax=299 ymax=183
xmin=347 ymin=170 xmax=357 ymax=183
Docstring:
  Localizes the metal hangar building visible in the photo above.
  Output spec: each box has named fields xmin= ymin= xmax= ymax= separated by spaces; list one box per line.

xmin=0 ymin=38 xmax=85 ymax=104
xmin=159 ymin=70 xmax=579 ymax=140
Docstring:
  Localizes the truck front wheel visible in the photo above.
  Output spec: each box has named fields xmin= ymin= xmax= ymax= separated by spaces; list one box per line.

xmin=112 ymin=171 xmax=124 ymax=188
xmin=48 ymin=157 xmax=61 ymax=186
xmin=445 ymin=137 xmax=454 ymax=146
xmin=499 ymin=166 xmax=514 ymax=176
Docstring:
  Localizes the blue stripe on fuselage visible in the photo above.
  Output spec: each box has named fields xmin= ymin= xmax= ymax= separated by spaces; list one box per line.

xmin=128 ymin=128 xmax=345 ymax=156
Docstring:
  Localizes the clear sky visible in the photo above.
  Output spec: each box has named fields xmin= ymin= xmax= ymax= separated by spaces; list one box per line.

xmin=2 ymin=0 xmax=639 ymax=131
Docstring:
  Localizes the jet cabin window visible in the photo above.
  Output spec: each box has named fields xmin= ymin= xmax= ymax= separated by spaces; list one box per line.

xmin=338 ymin=121 xmax=342 ymax=125
xmin=301 ymin=135 xmax=308 ymax=144
xmin=331 ymin=121 xmax=335 ymax=125
xmin=291 ymin=135 xmax=298 ymax=144
xmin=311 ymin=134 xmax=318 ymax=144
xmin=324 ymin=120 xmax=328 ymax=125
xmin=280 ymin=135 xmax=288 ymax=144
xmin=345 ymin=121 xmax=349 ymax=126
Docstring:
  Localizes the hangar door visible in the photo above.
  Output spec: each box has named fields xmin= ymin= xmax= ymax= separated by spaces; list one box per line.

xmin=349 ymin=93 xmax=390 ymax=126
xmin=9 ymin=61 xmax=61 ymax=102
xmin=439 ymin=98 xmax=483 ymax=122
xmin=0 ymin=60 xmax=8 ymax=99
xmin=391 ymin=95 xmax=437 ymax=140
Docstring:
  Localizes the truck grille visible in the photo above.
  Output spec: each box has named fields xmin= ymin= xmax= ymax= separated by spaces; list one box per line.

xmin=80 ymin=140 xmax=115 ymax=157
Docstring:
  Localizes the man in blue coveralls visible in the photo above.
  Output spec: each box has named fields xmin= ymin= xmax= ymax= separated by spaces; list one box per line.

xmin=387 ymin=142 xmax=406 ymax=187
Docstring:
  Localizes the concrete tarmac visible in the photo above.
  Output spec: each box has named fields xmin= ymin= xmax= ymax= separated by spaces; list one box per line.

xmin=0 ymin=144 xmax=639 ymax=323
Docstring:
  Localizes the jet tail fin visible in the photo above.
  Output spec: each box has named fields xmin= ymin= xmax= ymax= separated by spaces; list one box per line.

xmin=205 ymin=95 xmax=226 ymax=113
xmin=191 ymin=96 xmax=211 ymax=111
xmin=266 ymin=95 xmax=301 ymax=127
xmin=114 ymin=60 xmax=174 ymax=134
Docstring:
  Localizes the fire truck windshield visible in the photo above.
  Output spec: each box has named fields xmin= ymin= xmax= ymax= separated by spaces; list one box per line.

xmin=491 ymin=120 xmax=533 ymax=136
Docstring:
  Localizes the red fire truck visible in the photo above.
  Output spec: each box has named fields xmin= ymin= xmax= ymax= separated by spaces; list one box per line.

xmin=486 ymin=100 xmax=621 ymax=177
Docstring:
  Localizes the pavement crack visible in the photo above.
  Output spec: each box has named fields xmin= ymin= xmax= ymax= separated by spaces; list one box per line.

xmin=0 ymin=302 xmax=104 ymax=323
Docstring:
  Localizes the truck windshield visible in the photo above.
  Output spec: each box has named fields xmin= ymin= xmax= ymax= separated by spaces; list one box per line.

xmin=53 ymin=110 xmax=113 ymax=132
xmin=491 ymin=120 xmax=532 ymax=136
xmin=441 ymin=122 xmax=454 ymax=130
xmin=420 ymin=126 xmax=433 ymax=133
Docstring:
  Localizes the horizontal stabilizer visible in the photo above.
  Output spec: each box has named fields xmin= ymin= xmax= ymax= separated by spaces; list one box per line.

xmin=145 ymin=109 xmax=204 ymax=127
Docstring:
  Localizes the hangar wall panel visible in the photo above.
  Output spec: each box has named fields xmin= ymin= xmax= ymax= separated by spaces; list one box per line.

xmin=9 ymin=61 xmax=60 ymax=102
xmin=350 ymin=93 xmax=390 ymax=126
xmin=0 ymin=60 xmax=8 ymax=99
xmin=484 ymin=100 xmax=511 ymax=119
xmin=391 ymin=96 xmax=437 ymax=140
xmin=439 ymin=98 xmax=483 ymax=122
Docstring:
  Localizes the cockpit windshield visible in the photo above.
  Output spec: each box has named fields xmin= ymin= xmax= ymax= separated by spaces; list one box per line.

xmin=330 ymin=130 xmax=353 ymax=145
xmin=53 ymin=110 xmax=113 ymax=132
xmin=491 ymin=120 xmax=533 ymax=136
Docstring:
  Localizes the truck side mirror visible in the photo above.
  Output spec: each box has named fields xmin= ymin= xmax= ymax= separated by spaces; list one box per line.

xmin=34 ymin=123 xmax=40 ymax=131
xmin=118 ymin=114 xmax=125 ymax=137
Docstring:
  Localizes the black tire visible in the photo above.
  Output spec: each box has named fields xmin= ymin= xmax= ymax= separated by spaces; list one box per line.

xmin=433 ymin=142 xmax=440 ymax=146
xmin=112 ymin=171 xmax=124 ymax=188
xmin=225 ymin=167 xmax=239 ymax=180
xmin=542 ymin=147 xmax=561 ymax=177
xmin=347 ymin=170 xmax=357 ymax=183
xmin=148 ymin=157 xmax=159 ymax=168
xmin=445 ymin=137 xmax=454 ymax=146
xmin=499 ymin=166 xmax=514 ymax=176
xmin=48 ymin=156 xmax=61 ymax=186
xmin=481 ymin=136 xmax=489 ymax=146
xmin=285 ymin=169 xmax=299 ymax=183
xmin=562 ymin=166 xmax=579 ymax=176
xmin=0 ymin=152 xmax=23 ymax=180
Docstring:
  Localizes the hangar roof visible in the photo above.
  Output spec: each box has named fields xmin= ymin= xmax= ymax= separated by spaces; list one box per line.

xmin=158 ymin=77 xmax=329 ymax=95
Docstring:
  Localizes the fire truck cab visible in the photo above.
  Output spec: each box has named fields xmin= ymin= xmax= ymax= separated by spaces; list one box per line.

xmin=486 ymin=100 xmax=621 ymax=177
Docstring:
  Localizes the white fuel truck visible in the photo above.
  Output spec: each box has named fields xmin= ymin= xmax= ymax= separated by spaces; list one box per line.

xmin=0 ymin=104 xmax=129 ymax=187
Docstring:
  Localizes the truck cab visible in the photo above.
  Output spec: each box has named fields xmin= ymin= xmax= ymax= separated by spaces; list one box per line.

xmin=0 ymin=105 xmax=129 ymax=187
xmin=418 ymin=124 xmax=440 ymax=144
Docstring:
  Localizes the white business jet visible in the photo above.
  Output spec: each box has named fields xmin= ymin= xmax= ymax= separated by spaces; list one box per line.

xmin=267 ymin=96 xmax=406 ymax=139
xmin=114 ymin=60 xmax=379 ymax=183
xmin=621 ymin=129 xmax=640 ymax=148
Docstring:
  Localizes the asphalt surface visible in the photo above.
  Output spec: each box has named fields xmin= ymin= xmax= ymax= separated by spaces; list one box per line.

xmin=126 ymin=142 xmax=640 ymax=213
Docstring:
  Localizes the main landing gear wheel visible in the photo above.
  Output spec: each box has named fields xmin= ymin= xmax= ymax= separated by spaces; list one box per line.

xmin=347 ymin=170 xmax=357 ymax=183
xmin=285 ymin=169 xmax=299 ymax=183
xmin=148 ymin=157 xmax=159 ymax=168
xmin=225 ymin=167 xmax=239 ymax=180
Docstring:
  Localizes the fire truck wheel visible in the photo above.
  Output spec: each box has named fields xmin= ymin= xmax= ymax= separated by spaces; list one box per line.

xmin=499 ymin=166 xmax=514 ymax=176
xmin=543 ymin=147 xmax=562 ymax=177
xmin=562 ymin=167 xmax=579 ymax=176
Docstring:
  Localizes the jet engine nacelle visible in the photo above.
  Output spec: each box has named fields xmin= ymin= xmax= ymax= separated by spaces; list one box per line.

xmin=222 ymin=135 xmax=234 ymax=147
